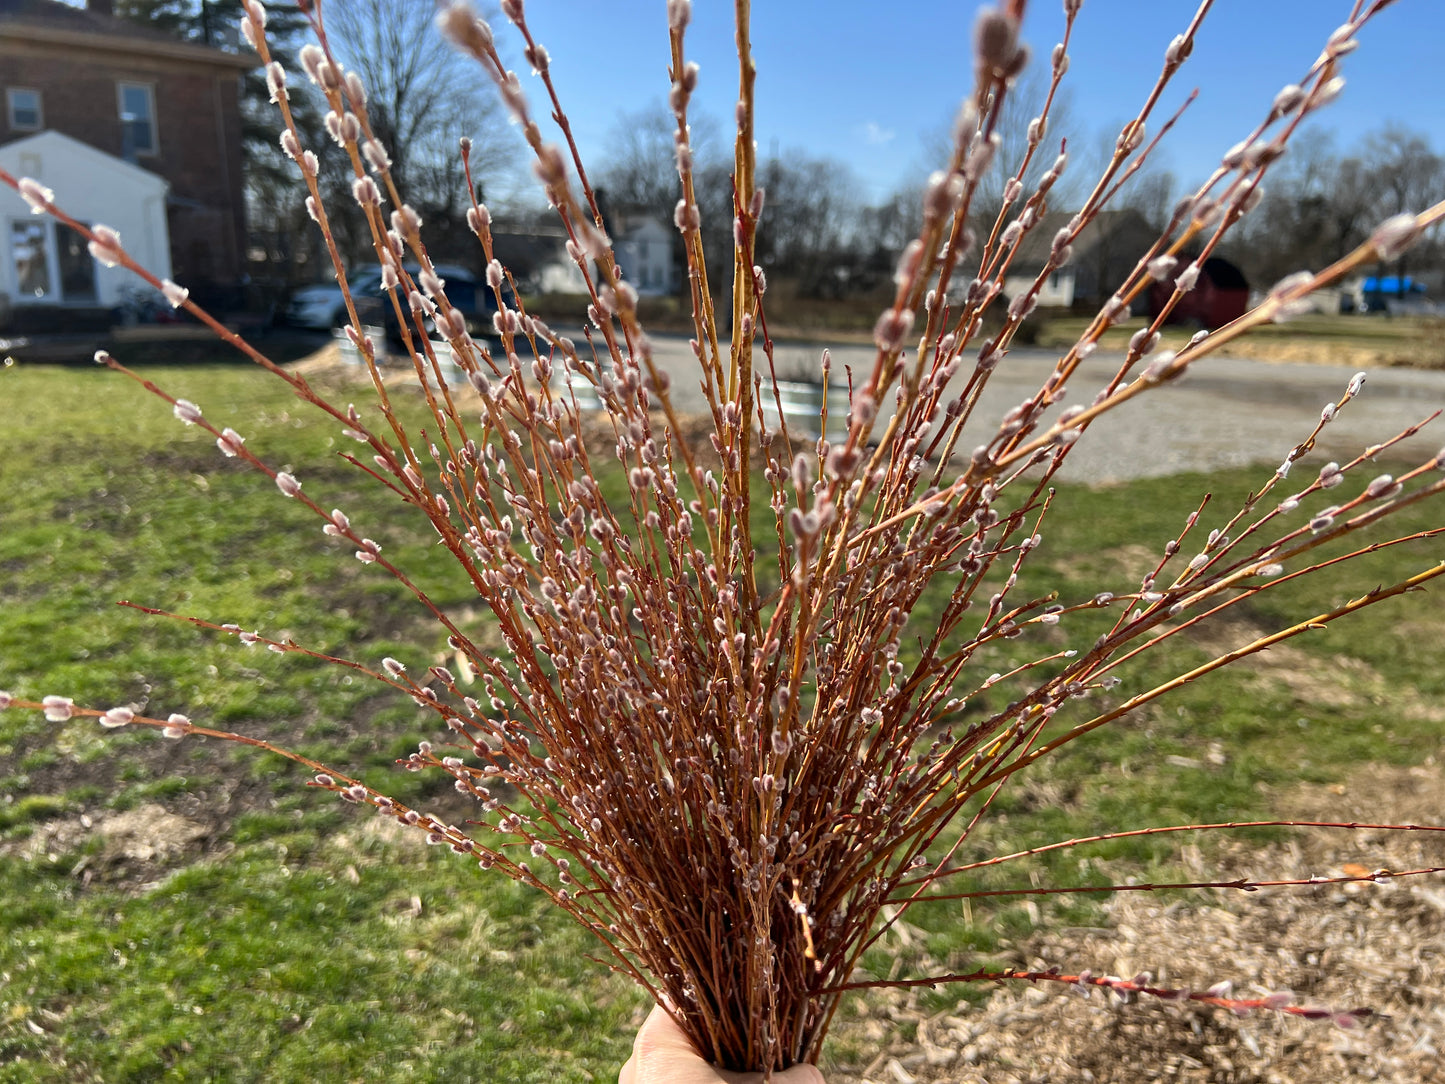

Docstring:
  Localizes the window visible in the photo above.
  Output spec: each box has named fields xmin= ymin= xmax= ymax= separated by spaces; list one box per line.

xmin=117 ymin=82 xmax=157 ymax=156
xmin=57 ymin=225 xmax=98 ymax=302
xmin=11 ymin=220 xmax=51 ymax=300
xmin=6 ymin=88 xmax=42 ymax=131
xmin=8 ymin=219 xmax=97 ymax=303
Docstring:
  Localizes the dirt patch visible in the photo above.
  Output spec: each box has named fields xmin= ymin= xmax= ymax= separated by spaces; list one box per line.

xmin=89 ymin=804 xmax=210 ymax=863
xmin=1216 ymin=339 xmax=1445 ymax=371
xmin=830 ymin=760 xmax=1445 ymax=1083
xmin=7 ymin=802 xmax=210 ymax=884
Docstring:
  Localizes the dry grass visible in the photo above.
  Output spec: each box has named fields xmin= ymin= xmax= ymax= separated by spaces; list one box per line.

xmin=832 ymin=760 xmax=1445 ymax=1084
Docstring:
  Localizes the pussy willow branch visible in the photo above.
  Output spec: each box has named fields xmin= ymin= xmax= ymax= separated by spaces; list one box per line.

xmin=979 ymin=3 xmax=1395 ymax=463
xmin=968 ymin=559 xmax=1445 ymax=798
xmin=819 ymin=966 xmax=1384 ymax=1022
xmin=905 ymin=865 xmax=1445 ymax=905
xmin=5 ymin=0 xmax=1444 ymax=1075
xmin=846 ymin=199 xmax=1445 ymax=549
xmin=910 ymin=818 xmax=1445 ymax=887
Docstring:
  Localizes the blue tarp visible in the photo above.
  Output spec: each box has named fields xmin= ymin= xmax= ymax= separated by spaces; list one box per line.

xmin=1361 ymin=276 xmax=1425 ymax=294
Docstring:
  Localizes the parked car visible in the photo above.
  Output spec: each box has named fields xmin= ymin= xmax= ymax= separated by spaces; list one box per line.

xmin=284 ymin=267 xmax=383 ymax=330
xmin=284 ymin=264 xmax=510 ymax=341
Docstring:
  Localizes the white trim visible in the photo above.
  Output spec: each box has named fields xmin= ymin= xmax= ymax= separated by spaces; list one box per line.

xmin=5 ymin=86 xmax=43 ymax=131
xmin=0 ymin=131 xmax=172 ymax=308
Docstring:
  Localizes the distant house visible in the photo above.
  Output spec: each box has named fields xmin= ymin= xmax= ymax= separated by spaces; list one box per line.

xmin=484 ymin=220 xmax=578 ymax=295
xmin=0 ymin=0 xmax=254 ymax=320
xmin=0 ymin=130 xmax=170 ymax=312
xmin=612 ymin=214 xmax=677 ymax=297
xmin=1147 ymin=256 xmax=1250 ymax=329
xmin=533 ymin=254 xmax=588 ymax=296
xmin=1001 ymin=209 xmax=1159 ymax=312
xmin=506 ymin=211 xmax=680 ymax=298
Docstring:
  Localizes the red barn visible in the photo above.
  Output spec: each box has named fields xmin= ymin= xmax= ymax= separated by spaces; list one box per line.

xmin=1148 ymin=256 xmax=1249 ymax=329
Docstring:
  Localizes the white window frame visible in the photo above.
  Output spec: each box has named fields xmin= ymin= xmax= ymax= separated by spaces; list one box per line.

xmin=7 ymin=217 xmax=98 ymax=305
xmin=6 ymin=87 xmax=43 ymax=131
xmin=8 ymin=216 xmax=58 ymax=303
xmin=116 ymin=81 xmax=158 ymax=156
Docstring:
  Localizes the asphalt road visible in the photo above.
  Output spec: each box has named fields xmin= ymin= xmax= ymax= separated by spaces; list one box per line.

xmin=635 ymin=335 xmax=1445 ymax=484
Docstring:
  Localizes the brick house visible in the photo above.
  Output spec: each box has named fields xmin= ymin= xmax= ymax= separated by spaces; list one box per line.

xmin=0 ymin=0 xmax=254 ymax=314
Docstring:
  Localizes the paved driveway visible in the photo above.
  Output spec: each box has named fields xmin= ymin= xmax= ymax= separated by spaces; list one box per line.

xmin=637 ymin=336 xmax=1444 ymax=484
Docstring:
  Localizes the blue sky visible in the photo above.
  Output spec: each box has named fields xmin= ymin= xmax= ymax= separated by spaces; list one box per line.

xmin=509 ymin=0 xmax=1445 ymax=204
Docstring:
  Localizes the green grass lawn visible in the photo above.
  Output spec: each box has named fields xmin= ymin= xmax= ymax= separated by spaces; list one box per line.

xmin=1 ymin=360 xmax=1441 ymax=1080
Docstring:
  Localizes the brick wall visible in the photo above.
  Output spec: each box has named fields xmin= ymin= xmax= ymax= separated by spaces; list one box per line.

xmin=1 ymin=39 xmax=248 ymax=296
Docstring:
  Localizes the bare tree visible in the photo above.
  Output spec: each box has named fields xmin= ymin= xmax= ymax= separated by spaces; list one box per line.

xmin=1227 ymin=124 xmax=1441 ymax=291
xmin=858 ymin=188 xmax=920 ymax=259
xmin=1362 ymin=124 xmax=1444 ymax=219
xmin=920 ymin=63 xmax=1080 ymax=236
xmin=1228 ymin=126 xmax=1359 ymax=285
xmin=596 ymin=106 xmax=723 ymax=220
xmin=323 ymin=0 xmax=514 ymax=224
xmin=121 ymin=0 xmax=518 ymax=279
xmin=596 ymin=107 xmax=683 ymax=220
xmin=755 ymin=155 xmax=860 ymax=277
xmin=116 ymin=0 xmax=320 ymax=296
xmin=1113 ymin=162 xmax=1175 ymax=232
xmin=1359 ymin=124 xmax=1443 ymax=297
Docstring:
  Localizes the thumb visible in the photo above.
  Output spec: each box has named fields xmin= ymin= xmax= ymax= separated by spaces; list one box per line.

xmin=774 ymin=1063 xmax=827 ymax=1084
xmin=621 ymin=1005 xmax=713 ymax=1083
xmin=621 ymin=1005 xmax=828 ymax=1083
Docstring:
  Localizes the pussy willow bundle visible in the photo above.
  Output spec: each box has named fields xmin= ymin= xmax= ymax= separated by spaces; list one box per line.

xmin=3 ymin=0 xmax=1444 ymax=1076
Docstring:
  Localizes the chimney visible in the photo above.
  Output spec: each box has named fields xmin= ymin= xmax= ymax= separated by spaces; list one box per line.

xmin=88 ymin=0 xmax=114 ymax=16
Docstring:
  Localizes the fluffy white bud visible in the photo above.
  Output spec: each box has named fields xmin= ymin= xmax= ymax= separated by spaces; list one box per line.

xmin=1370 ymin=213 xmax=1421 ymax=262
xmin=1146 ymin=255 xmax=1178 ymax=282
xmin=161 ymin=279 xmax=189 ymax=308
xmin=266 ymin=62 xmax=287 ymax=103
xmin=87 ymin=225 xmax=124 ymax=267
xmin=18 ymin=177 xmax=54 ymax=213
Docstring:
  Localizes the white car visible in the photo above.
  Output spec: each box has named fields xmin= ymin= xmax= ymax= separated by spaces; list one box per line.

xmin=283 ymin=267 xmax=384 ymax=330
xmin=284 ymin=265 xmax=501 ymax=337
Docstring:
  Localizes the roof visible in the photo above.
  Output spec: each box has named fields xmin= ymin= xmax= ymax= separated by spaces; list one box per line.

xmin=1007 ymin=208 xmax=1155 ymax=272
xmin=0 ymin=128 xmax=170 ymax=193
xmin=0 ymin=0 xmax=256 ymax=69
xmin=1201 ymin=256 xmax=1248 ymax=291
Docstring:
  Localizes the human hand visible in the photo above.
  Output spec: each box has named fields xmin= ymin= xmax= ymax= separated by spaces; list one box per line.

xmin=619 ymin=1005 xmax=828 ymax=1084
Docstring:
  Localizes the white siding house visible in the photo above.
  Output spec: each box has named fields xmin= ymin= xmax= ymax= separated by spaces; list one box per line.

xmin=513 ymin=212 xmax=678 ymax=298
xmin=614 ymin=216 xmax=676 ymax=297
xmin=0 ymin=129 xmax=171 ymax=311
xmin=535 ymin=253 xmax=589 ymax=295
